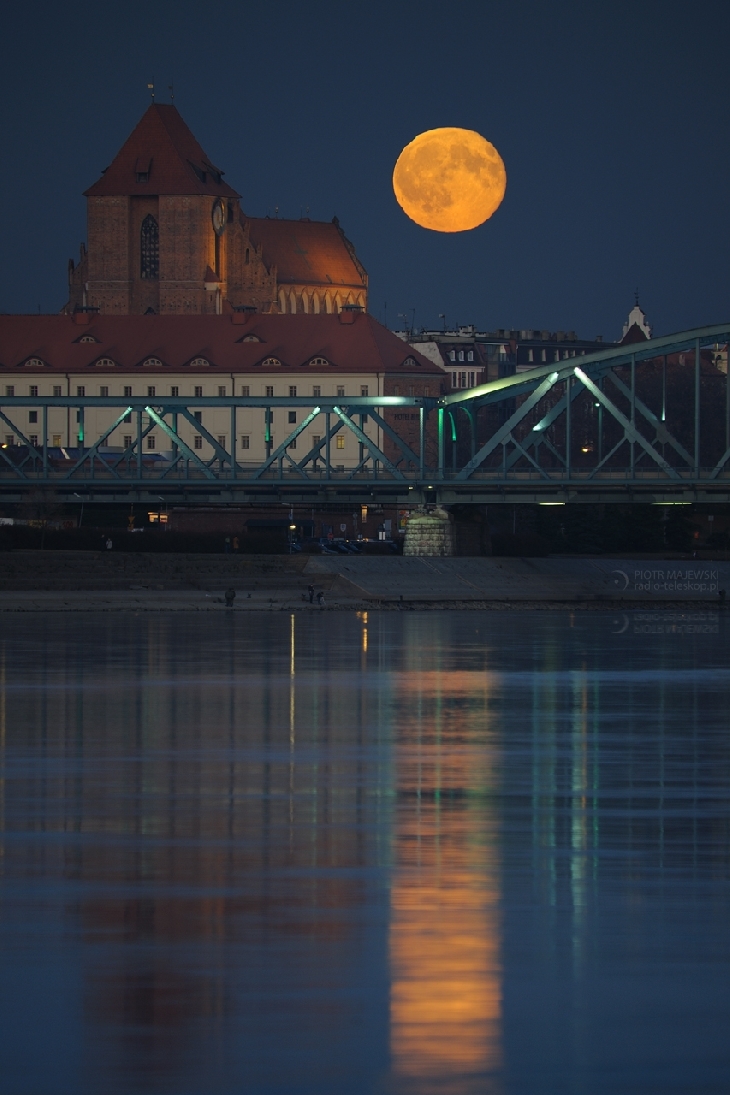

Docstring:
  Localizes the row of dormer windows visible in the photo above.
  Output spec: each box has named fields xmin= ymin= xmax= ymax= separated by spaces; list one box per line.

xmin=5 ymin=354 xmax=419 ymax=370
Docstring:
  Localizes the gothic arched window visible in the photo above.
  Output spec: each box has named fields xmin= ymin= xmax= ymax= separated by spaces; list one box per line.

xmin=140 ymin=215 xmax=159 ymax=280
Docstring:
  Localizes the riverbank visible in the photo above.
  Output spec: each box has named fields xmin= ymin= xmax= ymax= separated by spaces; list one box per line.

xmin=0 ymin=552 xmax=726 ymax=608
xmin=0 ymin=591 xmax=725 ymax=613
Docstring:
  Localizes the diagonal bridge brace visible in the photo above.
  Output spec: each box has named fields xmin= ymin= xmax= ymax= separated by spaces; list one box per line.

xmin=574 ymin=368 xmax=679 ymax=479
xmin=332 ymin=406 xmax=405 ymax=479
xmin=250 ymin=406 xmax=323 ymax=480
xmin=145 ymin=407 xmax=218 ymax=479
xmin=62 ymin=407 xmax=134 ymax=480
xmin=455 ymin=372 xmax=560 ymax=479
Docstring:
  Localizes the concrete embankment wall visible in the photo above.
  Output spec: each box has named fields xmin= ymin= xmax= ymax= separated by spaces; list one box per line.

xmin=305 ymin=556 xmax=730 ymax=602
xmin=0 ymin=551 xmax=726 ymax=603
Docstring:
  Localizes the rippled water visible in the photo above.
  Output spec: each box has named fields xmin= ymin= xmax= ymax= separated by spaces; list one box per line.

xmin=0 ymin=609 xmax=728 ymax=1095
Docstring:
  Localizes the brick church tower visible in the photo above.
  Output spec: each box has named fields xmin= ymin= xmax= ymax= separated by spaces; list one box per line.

xmin=66 ymin=104 xmax=367 ymax=316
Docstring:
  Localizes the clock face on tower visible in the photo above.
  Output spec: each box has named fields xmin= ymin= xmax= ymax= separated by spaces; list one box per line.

xmin=212 ymin=198 xmax=227 ymax=236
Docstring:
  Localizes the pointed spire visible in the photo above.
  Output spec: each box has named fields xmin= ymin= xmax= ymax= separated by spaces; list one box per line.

xmin=84 ymin=104 xmax=240 ymax=199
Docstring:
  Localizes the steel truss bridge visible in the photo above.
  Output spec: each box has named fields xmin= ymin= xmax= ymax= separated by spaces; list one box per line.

xmin=1 ymin=323 xmax=729 ymax=506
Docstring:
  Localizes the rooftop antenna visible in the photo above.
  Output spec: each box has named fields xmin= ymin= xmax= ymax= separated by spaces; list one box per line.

xmin=439 ymin=312 xmax=446 ymax=331
xmin=147 ymin=80 xmax=155 ymax=101
xmin=168 ymin=83 xmax=174 ymax=102
xmin=635 ymin=287 xmax=640 ymax=306
xmin=275 ymin=206 xmax=279 ymax=219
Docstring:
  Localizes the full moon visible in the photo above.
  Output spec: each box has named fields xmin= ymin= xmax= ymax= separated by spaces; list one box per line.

xmin=392 ymin=128 xmax=506 ymax=233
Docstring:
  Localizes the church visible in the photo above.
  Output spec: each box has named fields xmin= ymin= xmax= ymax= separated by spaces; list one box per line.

xmin=64 ymin=103 xmax=368 ymax=317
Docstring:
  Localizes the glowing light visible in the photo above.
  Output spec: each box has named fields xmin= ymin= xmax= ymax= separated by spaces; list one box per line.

xmin=392 ymin=128 xmax=506 ymax=233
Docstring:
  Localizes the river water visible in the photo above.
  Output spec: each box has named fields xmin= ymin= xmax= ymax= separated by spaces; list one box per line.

xmin=0 ymin=609 xmax=728 ymax=1095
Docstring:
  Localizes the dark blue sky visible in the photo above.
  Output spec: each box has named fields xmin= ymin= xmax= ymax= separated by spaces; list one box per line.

xmin=1 ymin=0 xmax=727 ymax=340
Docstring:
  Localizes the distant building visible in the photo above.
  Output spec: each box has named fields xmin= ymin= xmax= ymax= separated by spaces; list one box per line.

xmin=65 ymin=104 xmax=367 ymax=316
xmin=395 ymin=302 xmax=663 ymax=390
xmin=621 ymin=300 xmax=652 ymax=341
xmin=396 ymin=326 xmax=610 ymax=388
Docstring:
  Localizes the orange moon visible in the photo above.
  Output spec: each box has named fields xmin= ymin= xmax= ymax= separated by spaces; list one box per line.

xmin=392 ymin=128 xmax=506 ymax=233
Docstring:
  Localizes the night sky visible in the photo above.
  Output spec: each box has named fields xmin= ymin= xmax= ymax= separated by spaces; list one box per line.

xmin=1 ymin=0 xmax=728 ymax=340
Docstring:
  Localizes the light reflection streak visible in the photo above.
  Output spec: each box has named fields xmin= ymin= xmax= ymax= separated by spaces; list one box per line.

xmin=389 ymin=668 xmax=502 ymax=1093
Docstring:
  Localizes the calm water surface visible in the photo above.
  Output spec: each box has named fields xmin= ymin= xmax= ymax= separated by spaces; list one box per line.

xmin=0 ymin=609 xmax=729 ymax=1095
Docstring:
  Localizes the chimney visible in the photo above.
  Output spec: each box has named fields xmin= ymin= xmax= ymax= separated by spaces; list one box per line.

xmin=231 ymin=305 xmax=257 ymax=325
xmin=339 ymin=304 xmax=362 ymax=325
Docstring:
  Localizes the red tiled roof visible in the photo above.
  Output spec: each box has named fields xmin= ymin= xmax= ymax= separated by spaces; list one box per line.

xmin=85 ymin=104 xmax=240 ymax=198
xmin=0 ymin=313 xmax=441 ymax=375
xmin=246 ymin=218 xmax=366 ymax=288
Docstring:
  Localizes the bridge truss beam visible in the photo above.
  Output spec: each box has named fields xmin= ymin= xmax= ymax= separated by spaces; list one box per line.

xmin=0 ymin=323 xmax=728 ymax=504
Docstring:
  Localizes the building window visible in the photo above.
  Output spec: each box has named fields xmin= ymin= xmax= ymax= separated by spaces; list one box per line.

xmin=194 ymin=435 xmax=203 ymax=450
xmin=52 ymin=386 xmax=61 ymax=397
xmin=407 ymin=385 xmax=414 ymax=396
xmin=541 ymin=349 xmax=547 ymax=363
xmin=124 ymin=386 xmax=132 ymax=397
xmin=288 ymin=437 xmax=297 ymax=449
xmin=124 ymin=411 xmax=132 ymax=423
xmin=170 ymin=386 xmax=179 ymax=397
xmin=424 ymin=386 xmax=430 ymax=397
xmin=458 ymin=350 xmax=464 ymax=362
xmin=361 ymin=385 xmax=369 ymax=397
xmin=147 ymin=386 xmax=156 ymax=398
xmin=449 ymin=350 xmax=456 ymax=362
xmin=459 ymin=372 xmax=467 ymax=388
xmin=241 ymin=385 xmax=250 ymax=397
xmin=528 ymin=349 xmax=534 ymax=363
xmin=140 ymin=214 xmax=159 ymax=279
xmin=245 ymin=248 xmax=250 ymax=264
xmin=289 ymin=385 xmax=297 ymax=397
xmin=76 ymin=386 xmax=85 ymax=397
xmin=241 ymin=435 xmax=250 ymax=450
xmin=194 ymin=411 xmax=202 ymax=423
xmin=468 ymin=371 xmax=475 ymax=387
xmin=312 ymin=385 xmax=321 ymax=397
xmin=261 ymin=357 xmax=281 ymax=367
xmin=95 ymin=357 xmax=116 ymax=368
xmin=336 ymin=435 xmax=345 ymax=450
xmin=554 ymin=351 xmax=560 ymax=362
xmin=100 ymin=386 xmax=109 ymax=397
xmin=29 ymin=435 xmax=38 ymax=446
xmin=309 ymin=357 xmax=329 ymax=367
xmin=218 ymin=386 xmax=226 ymax=397
xmin=336 ymin=385 xmax=345 ymax=397
xmin=217 ymin=435 xmax=226 ymax=448
xmin=52 ymin=434 xmax=61 ymax=446
xmin=188 ymin=357 xmax=210 ymax=368
xmin=394 ymin=385 xmax=400 ymax=395
xmin=147 ymin=435 xmax=156 ymax=450
xmin=123 ymin=435 xmax=132 ymax=448
xmin=265 ymin=385 xmax=274 ymax=397
xmin=194 ymin=386 xmax=203 ymax=397
xmin=468 ymin=350 xmax=474 ymax=362
xmin=5 ymin=386 xmax=14 ymax=397
xmin=288 ymin=411 xmax=296 ymax=424
xmin=4 ymin=435 xmax=13 ymax=446
xmin=29 ymin=385 xmax=38 ymax=397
